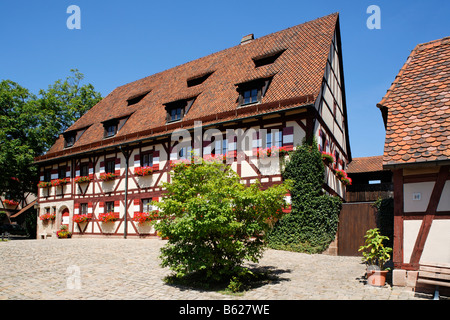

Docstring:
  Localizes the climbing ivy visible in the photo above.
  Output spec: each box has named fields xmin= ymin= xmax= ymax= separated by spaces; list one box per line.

xmin=267 ymin=139 xmax=342 ymax=253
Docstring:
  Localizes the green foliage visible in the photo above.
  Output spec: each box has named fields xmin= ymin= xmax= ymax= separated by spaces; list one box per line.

xmin=267 ymin=139 xmax=342 ymax=253
xmin=358 ymin=228 xmax=392 ymax=270
xmin=0 ymin=70 xmax=101 ymax=201
xmin=152 ymin=158 xmax=290 ymax=286
xmin=373 ymin=197 xmax=394 ymax=248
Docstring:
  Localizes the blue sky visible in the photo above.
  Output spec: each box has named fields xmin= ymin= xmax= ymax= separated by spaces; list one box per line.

xmin=1 ymin=0 xmax=449 ymax=159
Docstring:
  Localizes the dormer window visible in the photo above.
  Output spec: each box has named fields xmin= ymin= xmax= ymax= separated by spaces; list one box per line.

xmin=104 ymin=120 xmax=118 ymax=138
xmin=165 ymin=96 xmax=196 ymax=123
xmin=187 ymin=72 xmax=214 ymax=87
xmin=236 ymin=77 xmax=272 ymax=107
xmin=102 ymin=114 xmax=131 ymax=138
xmin=63 ymin=127 xmax=88 ymax=148
xmin=65 ymin=134 xmax=76 ymax=148
xmin=252 ymin=49 xmax=286 ymax=68
xmin=127 ymin=90 xmax=150 ymax=106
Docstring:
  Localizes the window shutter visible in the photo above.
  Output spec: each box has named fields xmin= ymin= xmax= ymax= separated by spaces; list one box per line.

xmin=88 ymin=202 xmax=93 ymax=217
xmin=74 ymin=203 xmax=80 ymax=215
xmin=152 ymin=151 xmax=160 ymax=171
xmin=99 ymin=202 xmax=105 ymax=214
xmin=99 ymin=161 xmax=105 ymax=173
xmin=252 ymin=131 xmax=261 ymax=157
xmin=115 ymin=158 xmax=121 ymax=175
xmin=88 ymin=162 xmax=94 ymax=179
xmin=51 ymin=168 xmax=58 ymax=181
xmin=203 ymin=138 xmax=212 ymax=156
xmin=282 ymin=127 xmax=294 ymax=151
xmin=133 ymin=198 xmax=140 ymax=215
xmin=170 ymin=146 xmax=177 ymax=160
xmin=152 ymin=197 xmax=159 ymax=212
xmin=134 ymin=154 xmax=140 ymax=168
xmin=228 ymin=135 xmax=236 ymax=159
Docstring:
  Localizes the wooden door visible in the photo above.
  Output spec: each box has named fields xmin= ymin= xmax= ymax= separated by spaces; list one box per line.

xmin=338 ymin=203 xmax=377 ymax=256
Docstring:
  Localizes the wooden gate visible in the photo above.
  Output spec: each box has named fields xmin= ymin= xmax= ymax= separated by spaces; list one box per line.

xmin=338 ymin=202 xmax=377 ymax=256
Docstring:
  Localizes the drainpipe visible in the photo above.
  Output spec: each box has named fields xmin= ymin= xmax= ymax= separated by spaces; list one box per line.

xmin=120 ymin=147 xmax=130 ymax=239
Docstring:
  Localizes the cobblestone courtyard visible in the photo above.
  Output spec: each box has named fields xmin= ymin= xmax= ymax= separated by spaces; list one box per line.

xmin=0 ymin=238 xmax=433 ymax=300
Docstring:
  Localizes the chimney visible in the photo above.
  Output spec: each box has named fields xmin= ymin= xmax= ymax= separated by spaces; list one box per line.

xmin=240 ymin=34 xmax=254 ymax=45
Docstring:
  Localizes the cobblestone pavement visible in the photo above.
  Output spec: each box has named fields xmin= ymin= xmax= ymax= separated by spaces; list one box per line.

xmin=0 ymin=238 xmax=434 ymax=300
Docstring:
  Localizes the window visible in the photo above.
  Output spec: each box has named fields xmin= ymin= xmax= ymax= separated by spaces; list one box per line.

xmin=58 ymin=166 xmax=67 ymax=179
xmin=80 ymin=203 xmax=88 ymax=215
xmin=105 ymin=201 xmax=114 ymax=213
xmin=141 ymin=153 xmax=153 ymax=167
xmin=165 ymin=97 xmax=196 ymax=123
xmin=43 ymin=169 xmax=52 ymax=182
xmin=104 ymin=122 xmax=117 ymax=138
xmin=243 ymin=89 xmax=259 ymax=105
xmin=212 ymin=137 xmax=227 ymax=156
xmin=80 ymin=163 xmax=89 ymax=177
xmin=263 ymin=130 xmax=282 ymax=149
xmin=142 ymin=199 xmax=153 ymax=212
xmin=105 ymin=159 xmax=115 ymax=174
xmin=64 ymin=134 xmax=76 ymax=148
xmin=237 ymin=78 xmax=272 ymax=107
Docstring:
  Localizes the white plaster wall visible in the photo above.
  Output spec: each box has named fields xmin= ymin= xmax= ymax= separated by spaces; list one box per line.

xmin=437 ymin=181 xmax=450 ymax=212
xmin=420 ymin=219 xmax=450 ymax=264
xmin=403 ymin=219 xmax=422 ymax=263
xmin=403 ymin=182 xmax=435 ymax=212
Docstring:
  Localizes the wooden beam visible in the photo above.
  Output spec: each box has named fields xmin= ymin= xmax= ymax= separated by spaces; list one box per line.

xmin=409 ymin=165 xmax=450 ymax=267
xmin=393 ymin=169 xmax=404 ymax=268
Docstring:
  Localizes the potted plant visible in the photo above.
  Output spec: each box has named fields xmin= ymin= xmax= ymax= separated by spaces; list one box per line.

xmin=39 ymin=213 xmax=56 ymax=222
xmin=51 ymin=178 xmax=70 ymax=187
xmin=73 ymin=214 xmax=91 ymax=223
xmin=358 ymin=228 xmax=393 ymax=286
xmin=321 ymin=151 xmax=335 ymax=165
xmin=98 ymin=212 xmax=119 ymax=222
xmin=57 ymin=225 xmax=72 ymax=238
xmin=37 ymin=181 xmax=52 ymax=188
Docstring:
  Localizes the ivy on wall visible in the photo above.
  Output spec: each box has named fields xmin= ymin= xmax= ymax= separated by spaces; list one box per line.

xmin=267 ymin=139 xmax=342 ymax=253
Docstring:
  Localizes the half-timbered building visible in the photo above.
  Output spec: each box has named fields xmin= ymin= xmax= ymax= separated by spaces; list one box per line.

xmin=377 ymin=36 xmax=450 ymax=292
xmin=34 ymin=13 xmax=351 ymax=240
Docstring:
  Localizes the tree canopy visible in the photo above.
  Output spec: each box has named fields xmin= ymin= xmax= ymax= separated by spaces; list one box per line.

xmin=0 ymin=69 xmax=102 ymax=201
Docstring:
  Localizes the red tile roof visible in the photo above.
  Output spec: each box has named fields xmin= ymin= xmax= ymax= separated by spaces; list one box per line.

xmin=378 ymin=36 xmax=450 ymax=167
xmin=36 ymin=13 xmax=340 ymax=162
xmin=347 ymin=156 xmax=385 ymax=174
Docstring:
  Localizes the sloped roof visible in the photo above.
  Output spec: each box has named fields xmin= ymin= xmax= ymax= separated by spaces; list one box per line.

xmin=378 ymin=36 xmax=450 ymax=167
xmin=36 ymin=13 xmax=340 ymax=163
xmin=347 ymin=156 xmax=385 ymax=174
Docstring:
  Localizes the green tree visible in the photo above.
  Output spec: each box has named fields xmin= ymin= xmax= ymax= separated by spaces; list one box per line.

xmin=0 ymin=70 xmax=101 ymax=202
xmin=153 ymin=157 xmax=290 ymax=287
xmin=267 ymin=139 xmax=342 ymax=253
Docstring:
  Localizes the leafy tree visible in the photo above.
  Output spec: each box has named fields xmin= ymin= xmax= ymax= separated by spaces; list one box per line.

xmin=153 ymin=157 xmax=290 ymax=287
xmin=267 ymin=139 xmax=342 ymax=253
xmin=0 ymin=70 xmax=101 ymax=203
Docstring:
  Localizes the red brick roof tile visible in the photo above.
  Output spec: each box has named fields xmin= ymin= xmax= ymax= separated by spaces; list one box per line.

xmin=378 ymin=36 xmax=450 ymax=167
xmin=347 ymin=156 xmax=385 ymax=174
xmin=37 ymin=13 xmax=340 ymax=162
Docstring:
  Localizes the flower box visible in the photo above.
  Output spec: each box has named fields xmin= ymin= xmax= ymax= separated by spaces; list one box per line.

xmin=73 ymin=214 xmax=92 ymax=223
xmin=256 ymin=146 xmax=289 ymax=158
xmin=321 ymin=151 xmax=335 ymax=164
xmin=98 ymin=212 xmax=119 ymax=222
xmin=99 ymin=172 xmax=117 ymax=181
xmin=3 ymin=199 xmax=19 ymax=206
xmin=37 ymin=181 xmax=52 ymax=188
xmin=51 ymin=178 xmax=70 ymax=187
xmin=75 ymin=176 xmax=92 ymax=184
xmin=203 ymin=154 xmax=227 ymax=163
xmin=134 ymin=166 xmax=153 ymax=176
xmin=132 ymin=211 xmax=159 ymax=224
xmin=39 ymin=213 xmax=56 ymax=221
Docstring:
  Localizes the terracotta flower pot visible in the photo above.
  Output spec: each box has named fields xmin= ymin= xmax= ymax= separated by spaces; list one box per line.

xmin=367 ymin=270 xmax=388 ymax=287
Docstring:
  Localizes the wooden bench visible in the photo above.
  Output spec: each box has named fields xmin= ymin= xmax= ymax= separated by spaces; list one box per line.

xmin=417 ymin=263 xmax=450 ymax=300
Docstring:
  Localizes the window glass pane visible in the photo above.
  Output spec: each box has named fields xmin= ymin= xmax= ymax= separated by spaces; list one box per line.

xmin=106 ymin=160 xmax=115 ymax=173
xmin=80 ymin=203 xmax=88 ymax=215
xmin=222 ymin=139 xmax=227 ymax=155
xmin=58 ymin=166 xmax=66 ymax=179
xmin=142 ymin=199 xmax=152 ymax=212
xmin=80 ymin=164 xmax=89 ymax=177
xmin=266 ymin=132 xmax=272 ymax=149
xmin=251 ymin=89 xmax=258 ymax=102
xmin=106 ymin=202 xmax=114 ymax=213
xmin=142 ymin=154 xmax=152 ymax=167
